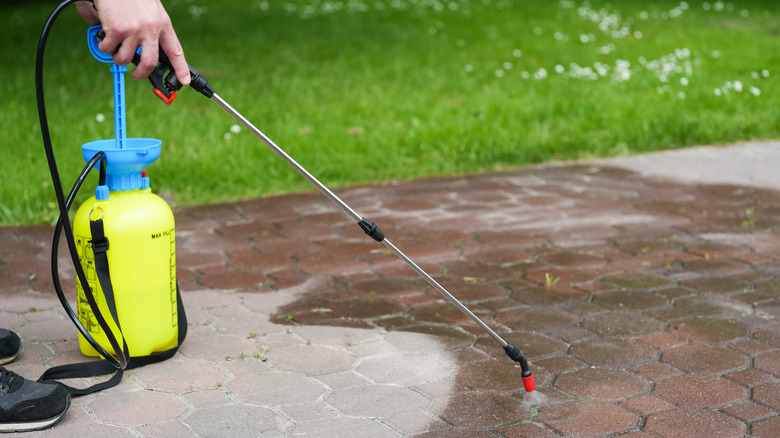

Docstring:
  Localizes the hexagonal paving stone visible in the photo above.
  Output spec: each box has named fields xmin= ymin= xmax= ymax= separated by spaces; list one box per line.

xmin=592 ymin=290 xmax=668 ymax=310
xmin=430 ymin=391 xmax=530 ymax=428
xmin=355 ymin=351 xmax=454 ymax=386
xmin=644 ymin=407 xmax=746 ymax=438
xmin=87 ymin=390 xmax=189 ymax=425
xmin=570 ymin=338 xmax=658 ymax=368
xmin=184 ymin=404 xmax=289 ymax=436
xmin=495 ymin=307 xmax=579 ymax=331
xmin=662 ymin=343 xmax=747 ymax=374
xmin=582 ymin=312 xmax=665 ymax=336
xmin=601 ymin=273 xmax=673 ymax=290
xmin=752 ymin=381 xmax=780 ymax=410
xmin=751 ymin=415 xmax=780 ymax=438
xmin=510 ymin=285 xmax=589 ymax=306
xmin=538 ymin=400 xmax=638 ymax=437
xmin=754 ymin=350 xmax=780 ymax=376
xmin=227 ymin=372 xmax=327 ymax=405
xmin=679 ymin=276 xmax=750 ymax=294
xmin=672 ymin=296 xmax=747 ymax=319
xmin=456 ymin=359 xmax=530 ymax=392
xmin=553 ymin=368 xmax=648 ymax=400
xmin=325 ymin=384 xmax=430 ymax=418
xmin=669 ymin=317 xmax=747 ymax=342
xmin=653 ymin=375 xmax=746 ymax=408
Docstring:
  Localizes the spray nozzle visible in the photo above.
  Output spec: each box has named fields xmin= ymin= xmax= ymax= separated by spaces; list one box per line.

xmin=92 ymin=28 xmax=214 ymax=104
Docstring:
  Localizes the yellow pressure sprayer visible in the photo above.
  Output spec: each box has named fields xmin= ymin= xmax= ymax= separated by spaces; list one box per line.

xmin=72 ymin=27 xmax=179 ymax=358
xmin=37 ymin=10 xmax=186 ymax=396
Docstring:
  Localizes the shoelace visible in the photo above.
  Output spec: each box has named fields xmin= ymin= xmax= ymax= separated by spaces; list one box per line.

xmin=0 ymin=367 xmax=14 ymax=390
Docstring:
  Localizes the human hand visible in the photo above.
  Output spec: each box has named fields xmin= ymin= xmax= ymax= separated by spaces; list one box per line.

xmin=76 ymin=0 xmax=191 ymax=85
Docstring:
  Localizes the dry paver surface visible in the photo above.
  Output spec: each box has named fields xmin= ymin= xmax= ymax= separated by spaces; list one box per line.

xmin=3 ymin=141 xmax=780 ymax=437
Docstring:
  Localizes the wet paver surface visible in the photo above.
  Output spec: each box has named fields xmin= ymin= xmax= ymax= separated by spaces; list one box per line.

xmin=3 ymin=141 xmax=780 ymax=437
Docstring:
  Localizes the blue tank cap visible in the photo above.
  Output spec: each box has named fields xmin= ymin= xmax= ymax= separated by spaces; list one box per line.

xmin=95 ymin=185 xmax=110 ymax=201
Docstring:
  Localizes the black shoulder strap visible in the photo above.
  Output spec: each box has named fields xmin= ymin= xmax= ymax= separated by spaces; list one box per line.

xmin=39 ymin=218 xmax=187 ymax=396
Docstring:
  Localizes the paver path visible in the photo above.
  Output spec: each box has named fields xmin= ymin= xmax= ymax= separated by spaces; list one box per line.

xmin=2 ymin=141 xmax=780 ymax=437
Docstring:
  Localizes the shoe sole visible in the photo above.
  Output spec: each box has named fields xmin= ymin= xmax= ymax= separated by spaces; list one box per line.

xmin=0 ymin=354 xmax=18 ymax=366
xmin=0 ymin=395 xmax=71 ymax=433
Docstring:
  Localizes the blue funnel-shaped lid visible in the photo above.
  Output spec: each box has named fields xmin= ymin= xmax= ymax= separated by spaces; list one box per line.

xmin=82 ymin=138 xmax=161 ymax=191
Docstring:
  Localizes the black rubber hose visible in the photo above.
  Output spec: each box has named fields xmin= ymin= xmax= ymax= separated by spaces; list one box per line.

xmin=36 ymin=0 xmax=126 ymax=369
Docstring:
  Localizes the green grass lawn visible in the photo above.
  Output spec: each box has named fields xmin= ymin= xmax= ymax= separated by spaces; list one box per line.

xmin=2 ymin=0 xmax=779 ymax=225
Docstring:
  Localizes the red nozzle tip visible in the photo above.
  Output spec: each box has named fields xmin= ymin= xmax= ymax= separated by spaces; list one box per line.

xmin=152 ymin=88 xmax=177 ymax=105
xmin=522 ymin=374 xmax=535 ymax=392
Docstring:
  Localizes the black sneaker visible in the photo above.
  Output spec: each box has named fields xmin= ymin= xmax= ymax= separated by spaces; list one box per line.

xmin=0 ymin=331 xmax=20 ymax=365
xmin=0 ymin=368 xmax=71 ymax=433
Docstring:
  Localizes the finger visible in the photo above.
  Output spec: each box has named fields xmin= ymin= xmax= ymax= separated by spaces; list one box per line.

xmin=97 ymin=30 xmax=125 ymax=58
xmin=159 ymin=30 xmax=191 ymax=85
xmin=111 ymin=36 xmax=142 ymax=66
xmin=132 ymin=42 xmax=159 ymax=80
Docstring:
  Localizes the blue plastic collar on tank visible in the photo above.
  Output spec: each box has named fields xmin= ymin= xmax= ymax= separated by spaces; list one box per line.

xmin=82 ymin=138 xmax=162 ymax=191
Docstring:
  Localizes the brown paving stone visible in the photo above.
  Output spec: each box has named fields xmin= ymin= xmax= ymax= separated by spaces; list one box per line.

xmin=678 ymin=276 xmax=750 ymax=294
xmin=533 ymin=356 xmax=585 ymax=374
xmin=550 ymin=326 xmax=595 ymax=343
xmin=525 ymin=266 xmax=608 ymax=288
xmin=751 ymin=415 xmax=780 ymax=438
xmin=662 ymin=344 xmax=747 ymax=374
xmin=671 ymin=296 xmax=746 ymax=319
xmin=553 ymin=368 xmax=648 ymax=400
xmin=456 ymin=359 xmax=529 ymax=392
xmin=509 ymin=285 xmax=589 ymax=306
xmin=669 ymin=317 xmax=747 ymax=343
xmin=640 ymin=333 xmax=688 ymax=350
xmin=725 ymin=368 xmax=774 ymax=388
xmin=431 ymin=391 xmax=530 ymax=428
xmin=753 ymin=350 xmax=780 ymax=377
xmin=620 ymin=394 xmax=674 ymax=415
xmin=601 ymin=273 xmax=673 ymax=290
xmin=565 ymin=302 xmax=607 ymax=316
xmin=653 ymin=375 xmax=746 ymax=408
xmin=592 ymin=290 xmax=668 ymax=310
xmin=350 ymin=277 xmax=423 ymax=298
xmin=226 ymin=248 xmax=294 ymax=271
xmin=644 ymin=407 xmax=746 ymax=438
xmin=752 ymin=381 xmax=780 ymax=410
xmin=753 ymin=325 xmax=780 ymax=348
xmin=722 ymin=401 xmax=774 ymax=422
xmin=409 ymin=301 xmax=475 ymax=325
xmin=680 ymin=258 xmax=750 ymax=276
xmin=326 ymin=298 xmax=406 ymax=320
xmin=497 ymin=422 xmax=560 ymax=438
xmin=570 ymin=338 xmax=658 ymax=368
xmin=582 ymin=311 xmax=665 ymax=336
xmin=495 ymin=307 xmax=579 ymax=332
xmin=539 ymin=251 xmax=606 ymax=268
xmin=617 ymin=239 xmax=684 ymax=256
xmin=398 ymin=325 xmax=475 ymax=350
xmin=198 ymin=270 xmax=267 ymax=290
xmin=538 ymin=400 xmax=638 ymax=437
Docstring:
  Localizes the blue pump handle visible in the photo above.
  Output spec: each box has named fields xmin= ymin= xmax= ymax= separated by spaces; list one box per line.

xmin=87 ymin=26 xmax=139 ymax=150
